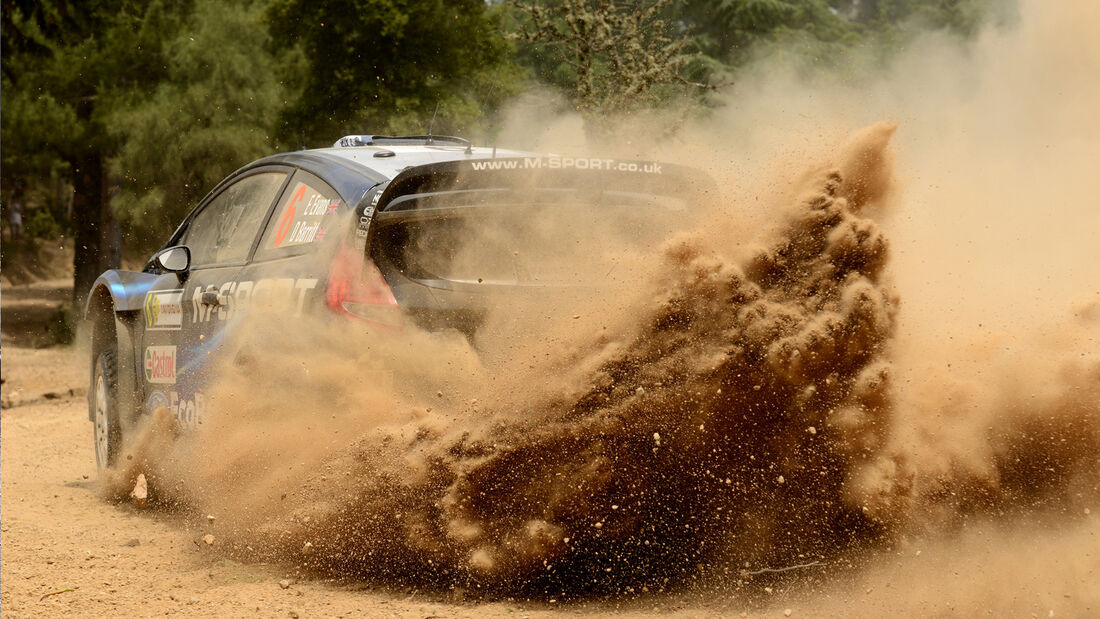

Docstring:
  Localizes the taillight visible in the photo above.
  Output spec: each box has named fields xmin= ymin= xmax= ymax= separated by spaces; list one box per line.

xmin=325 ymin=244 xmax=402 ymax=328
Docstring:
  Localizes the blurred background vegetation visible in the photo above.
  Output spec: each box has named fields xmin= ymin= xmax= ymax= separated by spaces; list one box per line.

xmin=1 ymin=0 xmax=1010 ymax=303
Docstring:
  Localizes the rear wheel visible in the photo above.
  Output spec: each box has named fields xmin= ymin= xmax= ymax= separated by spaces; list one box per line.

xmin=92 ymin=348 xmax=122 ymax=469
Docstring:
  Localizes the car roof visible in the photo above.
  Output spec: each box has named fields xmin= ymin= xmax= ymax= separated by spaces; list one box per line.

xmin=242 ymin=142 xmax=533 ymax=204
xmin=312 ymin=143 xmax=532 ymax=180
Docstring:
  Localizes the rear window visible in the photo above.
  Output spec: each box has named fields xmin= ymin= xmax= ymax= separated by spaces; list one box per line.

xmin=254 ymin=171 xmax=344 ymax=261
xmin=375 ymin=202 xmax=682 ymax=286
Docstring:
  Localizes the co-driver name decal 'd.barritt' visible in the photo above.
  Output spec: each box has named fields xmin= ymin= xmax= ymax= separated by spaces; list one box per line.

xmin=144 ymin=289 xmax=184 ymax=330
xmin=143 ymin=346 xmax=177 ymax=384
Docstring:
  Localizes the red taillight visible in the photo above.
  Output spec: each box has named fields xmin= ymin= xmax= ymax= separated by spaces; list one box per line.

xmin=325 ymin=244 xmax=402 ymax=328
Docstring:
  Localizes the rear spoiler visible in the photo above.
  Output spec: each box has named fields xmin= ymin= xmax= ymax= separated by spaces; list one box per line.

xmin=350 ymin=156 xmax=717 ymax=250
xmin=378 ymin=156 xmax=715 ymax=211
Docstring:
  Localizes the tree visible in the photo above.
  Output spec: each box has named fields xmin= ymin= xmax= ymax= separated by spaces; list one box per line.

xmin=2 ymin=0 xmax=187 ymax=304
xmin=267 ymin=0 xmax=525 ymax=144
xmin=108 ymin=0 xmax=292 ymax=249
xmin=508 ymin=0 xmax=716 ymax=127
xmin=852 ymin=0 xmax=1001 ymax=37
xmin=677 ymin=0 xmax=862 ymax=69
xmin=676 ymin=0 xmax=1008 ymax=75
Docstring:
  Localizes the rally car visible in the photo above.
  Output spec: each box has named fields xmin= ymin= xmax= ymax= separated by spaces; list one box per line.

xmin=85 ymin=134 xmax=713 ymax=468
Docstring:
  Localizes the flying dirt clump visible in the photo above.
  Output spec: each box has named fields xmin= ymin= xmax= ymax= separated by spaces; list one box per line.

xmin=184 ymin=123 xmax=902 ymax=591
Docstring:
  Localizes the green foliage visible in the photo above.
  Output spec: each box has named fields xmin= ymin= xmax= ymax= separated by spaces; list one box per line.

xmin=508 ymin=0 xmax=715 ymax=127
xmin=108 ymin=0 xmax=290 ymax=248
xmin=2 ymin=0 xmax=192 ymax=295
xmin=0 ymin=90 xmax=78 ymax=184
xmin=664 ymin=0 xmax=1010 ymax=85
xmin=677 ymin=0 xmax=862 ymax=70
xmin=1 ymin=0 xmax=1012 ymax=283
xmin=1 ymin=0 xmax=187 ymax=160
xmin=267 ymin=0 xmax=526 ymax=143
xmin=24 ymin=207 xmax=61 ymax=239
xmin=854 ymin=0 xmax=999 ymax=35
xmin=2 ymin=2 xmax=90 ymax=190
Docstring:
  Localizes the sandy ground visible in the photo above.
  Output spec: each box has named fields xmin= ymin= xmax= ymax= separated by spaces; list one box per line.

xmin=2 ymin=282 xmax=1097 ymax=618
xmin=1 ymin=346 xmax=582 ymax=618
xmin=2 ymin=280 xmax=572 ymax=618
xmin=0 ymin=278 xmax=74 ymax=350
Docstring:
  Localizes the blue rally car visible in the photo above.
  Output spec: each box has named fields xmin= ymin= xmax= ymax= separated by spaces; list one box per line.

xmin=85 ymin=134 xmax=713 ymax=468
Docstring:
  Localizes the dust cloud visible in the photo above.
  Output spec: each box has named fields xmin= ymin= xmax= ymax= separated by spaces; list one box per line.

xmin=106 ymin=124 xmax=901 ymax=591
xmin=102 ymin=0 xmax=1098 ymax=607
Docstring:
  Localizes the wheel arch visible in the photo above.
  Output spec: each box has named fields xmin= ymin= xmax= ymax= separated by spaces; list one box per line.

xmin=86 ymin=285 xmax=118 ymax=357
xmin=85 ymin=276 xmax=143 ymax=427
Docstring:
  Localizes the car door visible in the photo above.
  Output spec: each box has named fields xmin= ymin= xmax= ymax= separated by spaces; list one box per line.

xmin=139 ymin=168 xmax=291 ymax=427
xmin=233 ymin=169 xmax=350 ymax=320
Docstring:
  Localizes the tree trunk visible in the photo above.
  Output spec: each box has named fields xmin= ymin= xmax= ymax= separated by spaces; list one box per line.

xmin=71 ymin=151 xmax=121 ymax=307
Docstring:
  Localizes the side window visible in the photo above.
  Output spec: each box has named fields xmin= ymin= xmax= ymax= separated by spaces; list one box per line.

xmin=184 ymin=172 xmax=287 ymax=267
xmin=253 ymin=172 xmax=344 ymax=262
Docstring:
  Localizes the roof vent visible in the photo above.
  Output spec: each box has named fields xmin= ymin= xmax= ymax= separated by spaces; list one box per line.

xmin=335 ymin=135 xmax=376 ymax=147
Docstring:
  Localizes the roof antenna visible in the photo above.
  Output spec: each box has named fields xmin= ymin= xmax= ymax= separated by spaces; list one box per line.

xmin=426 ymin=102 xmax=440 ymax=145
xmin=300 ymin=129 xmax=305 ymax=151
xmin=471 ymin=84 xmax=495 ymax=157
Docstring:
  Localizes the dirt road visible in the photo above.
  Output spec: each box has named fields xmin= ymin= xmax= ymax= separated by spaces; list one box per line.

xmin=0 ymin=279 xmax=596 ymax=618
xmin=1 ymin=344 xmax=581 ymax=618
xmin=3 ymin=342 xmax=1097 ymax=618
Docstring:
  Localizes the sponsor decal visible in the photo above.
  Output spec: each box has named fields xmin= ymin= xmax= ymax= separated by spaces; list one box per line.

xmin=143 ymin=390 xmax=204 ymax=428
xmin=190 ymin=277 xmax=318 ymax=323
xmin=143 ymin=346 xmax=176 ymax=384
xmin=145 ymin=390 xmax=170 ymax=415
xmin=469 ymin=156 xmax=663 ymax=174
xmin=144 ymin=289 xmax=184 ymax=330
xmin=354 ymin=187 xmax=383 ymax=251
xmin=272 ymin=184 xmax=340 ymax=249
xmin=170 ymin=391 xmax=205 ymax=428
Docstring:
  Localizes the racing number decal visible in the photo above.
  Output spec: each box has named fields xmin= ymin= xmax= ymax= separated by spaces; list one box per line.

xmin=274 ymin=185 xmax=308 ymax=247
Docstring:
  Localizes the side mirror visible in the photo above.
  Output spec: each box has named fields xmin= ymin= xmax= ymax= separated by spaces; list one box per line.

xmin=154 ymin=246 xmax=191 ymax=273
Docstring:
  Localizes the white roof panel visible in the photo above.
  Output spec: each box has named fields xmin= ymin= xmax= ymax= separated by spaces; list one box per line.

xmin=312 ymin=144 xmax=532 ymax=180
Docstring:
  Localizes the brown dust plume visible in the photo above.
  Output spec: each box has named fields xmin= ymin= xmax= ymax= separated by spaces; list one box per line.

xmin=100 ymin=1 xmax=1100 ymax=607
xmin=105 ymin=124 xmax=916 ymax=590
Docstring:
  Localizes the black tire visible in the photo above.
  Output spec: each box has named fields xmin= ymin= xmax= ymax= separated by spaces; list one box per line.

xmin=92 ymin=348 xmax=122 ymax=469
